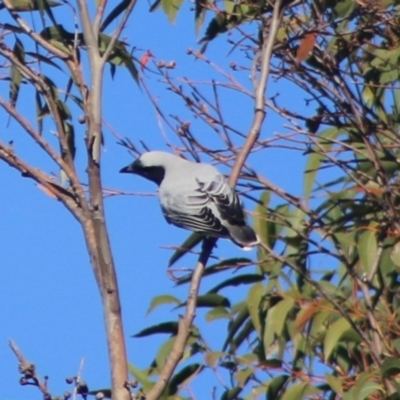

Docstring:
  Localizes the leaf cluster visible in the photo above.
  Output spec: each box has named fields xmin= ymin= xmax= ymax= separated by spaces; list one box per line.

xmin=135 ymin=0 xmax=400 ymax=399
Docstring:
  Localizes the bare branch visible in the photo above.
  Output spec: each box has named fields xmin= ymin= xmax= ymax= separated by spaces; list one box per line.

xmin=146 ymin=238 xmax=216 ymax=400
xmin=9 ymin=340 xmax=51 ymax=398
xmin=76 ymin=0 xmax=98 ymax=59
xmin=229 ymin=0 xmax=285 ymax=186
xmin=0 ymin=141 xmax=83 ymax=221
xmin=93 ymin=0 xmax=108 ymax=35
xmin=73 ymin=4 xmax=130 ymax=399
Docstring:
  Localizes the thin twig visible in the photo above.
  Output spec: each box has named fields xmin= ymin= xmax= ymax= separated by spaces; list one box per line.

xmin=229 ymin=0 xmax=285 ymax=186
xmin=9 ymin=340 xmax=51 ymax=398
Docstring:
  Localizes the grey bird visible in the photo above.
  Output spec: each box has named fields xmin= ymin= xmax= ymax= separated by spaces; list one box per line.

xmin=120 ymin=151 xmax=259 ymax=250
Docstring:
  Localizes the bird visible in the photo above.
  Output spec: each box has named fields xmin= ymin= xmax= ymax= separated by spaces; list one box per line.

xmin=120 ymin=151 xmax=259 ymax=250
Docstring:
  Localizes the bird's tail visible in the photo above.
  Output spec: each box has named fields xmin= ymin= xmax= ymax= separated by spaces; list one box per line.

xmin=228 ymin=225 xmax=260 ymax=251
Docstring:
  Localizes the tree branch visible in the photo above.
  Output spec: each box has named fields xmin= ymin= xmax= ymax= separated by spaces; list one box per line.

xmin=9 ymin=340 xmax=51 ymax=398
xmin=93 ymin=0 xmax=108 ymax=35
xmin=0 ymin=141 xmax=83 ymax=221
xmin=101 ymin=0 xmax=137 ymax=63
xmin=75 ymin=4 xmax=130 ymax=399
xmin=0 ymin=95 xmax=86 ymax=205
xmin=146 ymin=3 xmax=286 ymax=400
xmin=76 ymin=0 xmax=98 ymax=59
xmin=146 ymin=238 xmax=216 ymax=400
xmin=229 ymin=0 xmax=285 ymax=186
xmin=2 ymin=0 xmax=71 ymax=59
xmin=0 ymin=43 xmax=78 ymax=186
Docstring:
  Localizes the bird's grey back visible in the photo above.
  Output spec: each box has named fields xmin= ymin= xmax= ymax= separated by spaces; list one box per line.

xmin=161 ymin=157 xmax=222 ymax=191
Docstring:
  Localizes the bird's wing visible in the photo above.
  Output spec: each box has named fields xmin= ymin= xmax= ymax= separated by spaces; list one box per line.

xmin=196 ymin=173 xmax=245 ymax=225
xmin=160 ymin=189 xmax=229 ymax=236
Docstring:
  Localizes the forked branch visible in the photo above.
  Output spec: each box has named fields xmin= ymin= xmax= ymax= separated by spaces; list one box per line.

xmin=146 ymin=1 xmax=286 ymax=398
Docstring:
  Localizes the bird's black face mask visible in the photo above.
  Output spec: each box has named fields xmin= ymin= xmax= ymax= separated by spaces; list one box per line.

xmin=120 ymin=159 xmax=165 ymax=186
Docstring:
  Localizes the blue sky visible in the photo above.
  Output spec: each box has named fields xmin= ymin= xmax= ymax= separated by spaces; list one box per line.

xmin=0 ymin=2 xmax=310 ymax=399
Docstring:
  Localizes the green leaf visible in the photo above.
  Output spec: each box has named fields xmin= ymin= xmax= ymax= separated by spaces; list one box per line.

xmin=266 ymin=375 xmax=289 ymax=399
xmin=208 ymin=274 xmax=264 ymax=293
xmin=304 ymin=127 xmax=341 ymax=201
xmin=280 ymin=382 xmax=309 ymax=400
xmin=41 ymin=75 xmax=60 ymax=99
xmin=10 ymin=38 xmax=24 ymax=108
xmin=100 ymin=0 xmax=131 ymax=32
xmin=263 ymin=298 xmax=295 ymax=350
xmin=167 ymin=364 xmax=203 ymax=395
xmin=283 ymin=207 xmax=306 ymax=238
xmin=380 ymin=69 xmax=399 ymax=84
xmin=205 ymin=307 xmax=230 ymax=322
xmin=246 ymin=282 xmax=264 ymax=338
xmin=35 ymin=91 xmax=45 ymax=134
xmin=128 ymin=364 xmax=154 ymax=393
xmin=98 ymin=33 xmax=139 ymax=83
xmin=195 ymin=0 xmax=207 ymax=34
xmin=324 ymin=318 xmax=361 ymax=361
xmin=60 ymin=121 xmax=75 ymax=185
xmin=195 ymin=293 xmax=230 ymax=308
xmin=235 ymin=367 xmax=253 ymax=387
xmin=381 ymin=357 xmax=400 ymax=379
xmin=363 ymin=86 xmax=375 ymax=108
xmin=146 ymin=295 xmax=180 ymax=315
xmin=1 ymin=0 xmax=61 ymax=11
xmin=229 ymin=318 xmax=255 ymax=351
xmin=222 ymin=301 xmax=249 ymax=350
xmin=168 ymin=233 xmax=203 ymax=267
xmin=0 ymin=23 xmax=24 ymax=33
xmin=40 ymin=25 xmax=74 ymax=54
xmin=254 ymin=191 xmax=274 ymax=248
xmin=333 ymin=0 xmax=357 ymax=18
xmin=395 ymin=88 xmax=400 ymax=118
xmin=393 ymin=339 xmax=400 ymax=354
xmin=325 ymin=373 xmax=343 ymax=395
xmin=355 ymin=381 xmax=384 ymax=399
xmin=25 ymin=51 xmax=63 ymax=70
xmin=36 ymin=0 xmax=59 ymax=26
xmin=161 ymin=0 xmax=184 ymax=23
xmin=352 ymin=372 xmax=380 ymax=400
xmin=132 ymin=321 xmax=178 ymax=337
xmin=390 ymin=241 xmax=400 ymax=267
xmin=63 ymin=121 xmax=75 ymax=156
xmin=156 ymin=336 xmax=175 ymax=368
xmin=200 ymin=12 xmax=229 ymax=45
xmin=357 ymin=229 xmax=377 ymax=274
xmin=57 ymin=99 xmax=72 ymax=120
xmin=176 ymin=257 xmax=252 ymax=284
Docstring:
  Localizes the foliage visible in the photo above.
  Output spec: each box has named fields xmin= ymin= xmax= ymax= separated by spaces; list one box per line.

xmin=2 ymin=0 xmax=400 ymax=399
xmin=134 ymin=0 xmax=400 ymax=399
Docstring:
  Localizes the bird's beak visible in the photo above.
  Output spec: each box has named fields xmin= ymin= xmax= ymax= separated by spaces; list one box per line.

xmin=120 ymin=164 xmax=134 ymax=173
xmin=120 ymin=160 xmax=140 ymax=174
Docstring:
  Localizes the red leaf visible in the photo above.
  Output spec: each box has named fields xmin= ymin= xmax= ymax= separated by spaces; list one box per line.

xmin=140 ymin=50 xmax=154 ymax=70
xmin=353 ymin=186 xmax=383 ymax=195
xmin=297 ymin=33 xmax=316 ymax=63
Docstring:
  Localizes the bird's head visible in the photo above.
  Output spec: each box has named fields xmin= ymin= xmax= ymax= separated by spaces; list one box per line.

xmin=120 ymin=151 xmax=172 ymax=185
